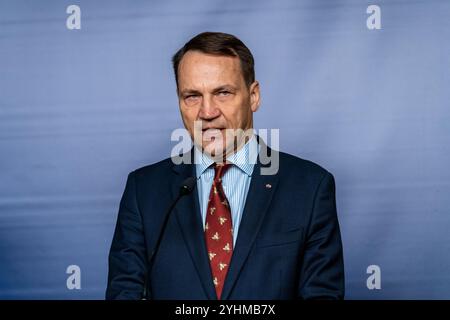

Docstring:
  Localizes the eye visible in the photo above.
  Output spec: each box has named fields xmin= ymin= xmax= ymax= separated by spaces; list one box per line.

xmin=217 ymin=91 xmax=231 ymax=97
xmin=185 ymin=94 xmax=200 ymax=101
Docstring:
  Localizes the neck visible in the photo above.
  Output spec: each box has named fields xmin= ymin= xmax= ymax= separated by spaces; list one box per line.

xmin=197 ymin=130 xmax=255 ymax=163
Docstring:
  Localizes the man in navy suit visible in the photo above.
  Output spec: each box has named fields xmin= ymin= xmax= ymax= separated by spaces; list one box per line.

xmin=106 ymin=32 xmax=344 ymax=300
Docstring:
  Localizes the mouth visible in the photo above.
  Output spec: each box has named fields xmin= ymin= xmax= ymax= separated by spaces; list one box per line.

xmin=202 ymin=126 xmax=224 ymax=130
xmin=201 ymin=127 xmax=225 ymax=142
xmin=202 ymin=127 xmax=225 ymax=133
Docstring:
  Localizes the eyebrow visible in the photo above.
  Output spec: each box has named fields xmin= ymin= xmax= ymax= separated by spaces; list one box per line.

xmin=179 ymin=89 xmax=202 ymax=96
xmin=179 ymin=85 xmax=237 ymax=97
xmin=211 ymin=85 xmax=237 ymax=94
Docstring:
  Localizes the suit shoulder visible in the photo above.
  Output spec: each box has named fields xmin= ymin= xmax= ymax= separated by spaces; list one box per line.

xmin=129 ymin=157 xmax=174 ymax=179
xmin=278 ymin=151 xmax=333 ymax=179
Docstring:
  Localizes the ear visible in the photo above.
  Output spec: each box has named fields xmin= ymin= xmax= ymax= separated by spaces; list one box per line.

xmin=249 ymin=81 xmax=260 ymax=112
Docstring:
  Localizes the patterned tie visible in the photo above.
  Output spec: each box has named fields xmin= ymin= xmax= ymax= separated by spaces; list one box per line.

xmin=204 ymin=163 xmax=233 ymax=299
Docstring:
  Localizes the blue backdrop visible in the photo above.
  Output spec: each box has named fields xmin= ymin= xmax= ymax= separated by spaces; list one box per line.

xmin=0 ymin=0 xmax=449 ymax=299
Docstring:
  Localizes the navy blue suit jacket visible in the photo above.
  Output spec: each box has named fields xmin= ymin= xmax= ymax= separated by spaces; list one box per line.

xmin=106 ymin=144 xmax=344 ymax=300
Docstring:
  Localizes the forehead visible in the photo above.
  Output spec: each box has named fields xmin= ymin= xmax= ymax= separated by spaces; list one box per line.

xmin=178 ymin=51 xmax=244 ymax=88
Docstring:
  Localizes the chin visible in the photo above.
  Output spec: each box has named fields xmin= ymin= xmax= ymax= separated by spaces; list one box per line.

xmin=202 ymin=143 xmax=225 ymax=157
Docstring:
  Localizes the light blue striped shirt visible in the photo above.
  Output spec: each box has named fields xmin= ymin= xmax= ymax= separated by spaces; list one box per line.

xmin=195 ymin=134 xmax=259 ymax=246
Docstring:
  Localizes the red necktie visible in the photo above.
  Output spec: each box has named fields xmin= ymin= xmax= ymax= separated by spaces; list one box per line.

xmin=204 ymin=163 xmax=233 ymax=299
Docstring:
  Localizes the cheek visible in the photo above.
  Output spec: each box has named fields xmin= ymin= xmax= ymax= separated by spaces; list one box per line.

xmin=225 ymin=107 xmax=248 ymax=127
xmin=221 ymin=99 xmax=246 ymax=124
xmin=181 ymin=107 xmax=199 ymax=124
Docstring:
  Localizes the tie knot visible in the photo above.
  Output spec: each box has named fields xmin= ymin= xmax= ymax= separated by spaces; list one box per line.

xmin=213 ymin=163 xmax=231 ymax=181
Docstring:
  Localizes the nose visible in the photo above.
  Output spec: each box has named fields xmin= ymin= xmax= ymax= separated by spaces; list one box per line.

xmin=198 ymin=95 xmax=220 ymax=120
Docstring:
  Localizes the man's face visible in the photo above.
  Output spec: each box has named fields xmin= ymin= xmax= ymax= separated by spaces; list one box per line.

xmin=177 ymin=50 xmax=260 ymax=160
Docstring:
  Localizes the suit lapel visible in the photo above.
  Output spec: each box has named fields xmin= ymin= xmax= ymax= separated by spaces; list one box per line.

xmin=170 ymin=157 xmax=217 ymax=300
xmin=220 ymin=143 xmax=280 ymax=300
xmin=169 ymin=139 xmax=279 ymax=300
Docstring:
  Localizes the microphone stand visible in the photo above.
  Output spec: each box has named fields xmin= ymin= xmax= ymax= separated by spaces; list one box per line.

xmin=142 ymin=177 xmax=196 ymax=299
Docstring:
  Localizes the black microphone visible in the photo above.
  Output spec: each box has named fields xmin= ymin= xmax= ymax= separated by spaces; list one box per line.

xmin=142 ymin=177 xmax=197 ymax=299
